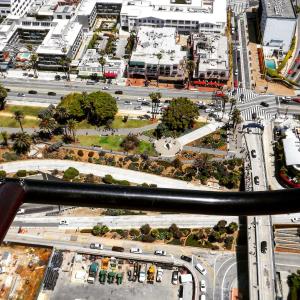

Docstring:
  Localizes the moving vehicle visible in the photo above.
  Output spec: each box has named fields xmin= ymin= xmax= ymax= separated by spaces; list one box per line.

xmin=200 ymin=280 xmax=207 ymax=292
xmin=48 ymin=92 xmax=56 ymax=96
xmin=156 ymin=267 xmax=163 ymax=282
xmin=28 ymin=90 xmax=37 ymax=94
xmin=130 ymin=247 xmax=142 ymax=254
xmin=251 ymin=150 xmax=256 ymax=158
xmin=180 ymin=255 xmax=192 ymax=263
xmin=195 ymin=263 xmax=207 ymax=276
xmin=59 ymin=220 xmax=69 ymax=225
xmin=234 ymin=80 xmax=238 ymax=88
xmin=102 ymin=86 xmax=109 ymax=90
xmin=90 ymin=243 xmax=103 ymax=250
xmin=154 ymin=250 xmax=167 ymax=256
xmin=141 ymin=100 xmax=150 ymax=106
xmin=261 ymin=241 xmax=267 ymax=253
xmin=86 ymin=80 xmax=96 ymax=85
xmin=147 ymin=265 xmax=155 ymax=283
xmin=215 ymin=91 xmax=225 ymax=97
xmin=234 ymin=69 xmax=238 ymax=76
xmin=87 ymin=262 xmax=99 ymax=284
xmin=172 ymin=271 xmax=178 ymax=285
xmin=17 ymin=93 xmax=25 ymax=97
xmin=124 ymin=100 xmax=132 ymax=105
xmin=17 ymin=208 xmax=25 ymax=214
xmin=254 ymin=176 xmax=260 ymax=185
xmin=292 ymin=98 xmax=300 ymax=104
xmin=291 ymin=217 xmax=300 ymax=223
xmin=112 ymin=246 xmax=124 ymax=252
xmin=115 ymin=90 xmax=123 ymax=94
xmin=260 ymin=101 xmax=269 ymax=107
xmin=55 ymin=75 xmax=61 ymax=81
xmin=134 ymin=106 xmax=142 ymax=110
xmin=205 ymin=108 xmax=214 ymax=113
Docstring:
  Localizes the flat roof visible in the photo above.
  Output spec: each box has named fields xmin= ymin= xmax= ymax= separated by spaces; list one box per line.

xmin=130 ymin=26 xmax=186 ymax=65
xmin=283 ymin=129 xmax=300 ymax=166
xmin=262 ymin=0 xmax=296 ymax=19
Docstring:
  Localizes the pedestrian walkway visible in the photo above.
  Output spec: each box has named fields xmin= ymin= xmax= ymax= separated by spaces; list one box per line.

xmin=228 ymin=88 xmax=259 ymax=103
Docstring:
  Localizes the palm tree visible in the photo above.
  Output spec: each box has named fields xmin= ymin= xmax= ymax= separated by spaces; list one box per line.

xmin=54 ymin=107 xmax=69 ymax=125
xmin=66 ymin=119 xmax=77 ymax=141
xmin=193 ymin=153 xmax=211 ymax=176
xmin=30 ymin=53 xmax=38 ymax=77
xmin=0 ymin=84 xmax=7 ymax=110
xmin=229 ymin=98 xmax=237 ymax=116
xmin=221 ymin=95 xmax=229 ymax=119
xmin=231 ymin=107 xmax=242 ymax=132
xmin=14 ymin=111 xmax=24 ymax=133
xmin=99 ymin=56 xmax=106 ymax=77
xmin=39 ymin=117 xmax=57 ymax=135
xmin=149 ymin=92 xmax=161 ymax=119
xmin=0 ymin=131 xmax=8 ymax=146
xmin=12 ymin=132 xmax=31 ymax=155
xmin=156 ymin=53 xmax=163 ymax=87
xmin=186 ymin=60 xmax=195 ymax=88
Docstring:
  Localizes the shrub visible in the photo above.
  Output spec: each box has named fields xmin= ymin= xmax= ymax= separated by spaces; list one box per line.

xmin=211 ymin=245 xmax=220 ymax=250
xmin=92 ymin=225 xmax=110 ymax=236
xmin=0 ymin=170 xmax=6 ymax=178
xmin=141 ymin=182 xmax=150 ymax=187
xmin=224 ymin=236 xmax=234 ymax=250
xmin=129 ymin=228 xmax=140 ymax=237
xmin=140 ymin=224 xmax=151 ymax=235
xmin=2 ymin=152 xmax=19 ymax=161
xmin=169 ymin=223 xmax=179 ymax=234
xmin=88 ymin=151 xmax=94 ymax=158
xmin=173 ymin=230 xmax=184 ymax=239
xmin=98 ymin=150 xmax=106 ymax=157
xmin=88 ymin=157 xmax=93 ymax=163
xmin=80 ymin=229 xmax=92 ymax=233
xmin=151 ymin=229 xmax=159 ymax=239
xmin=103 ymin=174 xmax=114 ymax=184
xmin=142 ymin=234 xmax=156 ymax=243
xmin=16 ymin=170 xmax=27 ymax=177
xmin=63 ymin=167 xmax=79 ymax=180
xmin=118 ymin=180 xmax=130 ymax=186
xmin=77 ymin=150 xmax=84 ymax=157
xmin=149 ymin=184 xmax=157 ymax=188
xmin=121 ymin=134 xmax=140 ymax=151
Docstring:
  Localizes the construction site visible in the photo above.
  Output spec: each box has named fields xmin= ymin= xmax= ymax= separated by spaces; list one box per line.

xmin=0 ymin=243 xmax=51 ymax=300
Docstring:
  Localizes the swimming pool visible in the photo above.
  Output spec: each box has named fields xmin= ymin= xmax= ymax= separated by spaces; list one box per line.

xmin=265 ymin=59 xmax=276 ymax=69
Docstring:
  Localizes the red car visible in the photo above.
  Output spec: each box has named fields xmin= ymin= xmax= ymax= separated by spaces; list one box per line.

xmin=292 ymin=98 xmax=300 ymax=104
xmin=215 ymin=91 xmax=225 ymax=97
xmin=234 ymin=80 xmax=238 ymax=88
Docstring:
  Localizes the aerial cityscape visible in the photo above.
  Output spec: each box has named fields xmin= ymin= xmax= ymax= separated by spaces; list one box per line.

xmin=0 ymin=0 xmax=299 ymax=299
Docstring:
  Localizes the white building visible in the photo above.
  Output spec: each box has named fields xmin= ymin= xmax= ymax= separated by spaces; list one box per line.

xmin=260 ymin=0 xmax=296 ymax=58
xmin=120 ymin=0 xmax=227 ymax=34
xmin=0 ymin=0 xmax=36 ymax=17
xmin=128 ymin=26 xmax=186 ymax=81
xmin=191 ymin=32 xmax=229 ymax=81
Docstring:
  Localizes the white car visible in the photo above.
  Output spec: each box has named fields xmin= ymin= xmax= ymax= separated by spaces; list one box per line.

xmin=200 ymin=280 xmax=206 ymax=292
xmin=156 ymin=267 xmax=163 ymax=282
xmin=205 ymin=108 xmax=214 ymax=113
xmin=154 ymin=250 xmax=167 ymax=256
xmin=17 ymin=208 xmax=25 ymax=214
xmin=59 ymin=220 xmax=69 ymax=225
xmin=195 ymin=263 xmax=207 ymax=276
xmin=172 ymin=271 xmax=178 ymax=285
xmin=291 ymin=217 xmax=300 ymax=223
xmin=137 ymin=97 xmax=143 ymax=102
xmin=130 ymin=247 xmax=142 ymax=254
xmin=102 ymin=86 xmax=109 ymax=90
xmin=124 ymin=101 xmax=132 ymax=105
xmin=90 ymin=243 xmax=104 ymax=250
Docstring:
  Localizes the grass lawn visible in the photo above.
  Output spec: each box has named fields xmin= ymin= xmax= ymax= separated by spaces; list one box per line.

xmin=76 ymin=135 xmax=157 ymax=155
xmin=0 ymin=116 xmax=39 ymax=128
xmin=5 ymin=105 xmax=43 ymax=117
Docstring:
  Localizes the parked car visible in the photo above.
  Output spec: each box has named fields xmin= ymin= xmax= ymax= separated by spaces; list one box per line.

xmin=180 ymin=255 xmax=192 ymax=263
xmin=112 ymin=246 xmax=124 ymax=252
xmin=59 ymin=220 xmax=69 ymax=225
xmin=172 ymin=271 xmax=179 ymax=285
xmin=141 ymin=101 xmax=150 ymax=106
xmin=200 ymin=280 xmax=207 ymax=292
xmin=251 ymin=150 xmax=256 ymax=158
xmin=254 ymin=176 xmax=259 ymax=185
xmin=90 ymin=243 xmax=103 ymax=250
xmin=28 ymin=90 xmax=37 ymax=94
xmin=142 ymin=114 xmax=151 ymax=120
xmin=115 ymin=90 xmax=123 ymax=94
xmin=154 ymin=250 xmax=167 ymax=256
xmin=200 ymin=295 xmax=206 ymax=300
xmin=261 ymin=241 xmax=267 ymax=253
xmin=205 ymin=108 xmax=214 ymax=113
xmin=17 ymin=208 xmax=25 ymax=214
xmin=48 ymin=92 xmax=56 ymax=96
xmin=17 ymin=93 xmax=25 ymax=97
xmin=130 ymin=247 xmax=142 ymax=254
xmin=260 ymin=101 xmax=269 ymax=107
xmin=195 ymin=263 xmax=207 ymax=276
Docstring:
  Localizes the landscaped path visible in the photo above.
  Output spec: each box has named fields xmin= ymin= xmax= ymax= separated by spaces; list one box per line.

xmin=0 ymin=159 xmax=220 ymax=191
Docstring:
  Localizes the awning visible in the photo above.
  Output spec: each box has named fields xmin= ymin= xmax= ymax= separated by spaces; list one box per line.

xmin=104 ymin=72 xmax=117 ymax=78
xmin=129 ymin=61 xmax=145 ymax=67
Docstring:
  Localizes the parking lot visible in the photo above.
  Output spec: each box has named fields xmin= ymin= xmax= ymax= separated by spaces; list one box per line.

xmin=42 ymin=251 xmax=184 ymax=300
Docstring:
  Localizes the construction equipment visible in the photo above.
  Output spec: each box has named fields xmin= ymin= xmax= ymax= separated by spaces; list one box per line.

xmin=156 ymin=267 xmax=163 ymax=282
xmin=99 ymin=270 xmax=107 ymax=284
xmin=116 ymin=273 xmax=123 ymax=285
xmin=107 ymin=271 xmax=115 ymax=284
xmin=147 ymin=265 xmax=155 ymax=284
xmin=87 ymin=262 xmax=99 ymax=284
xmin=101 ymin=258 xmax=109 ymax=270
xmin=139 ymin=264 xmax=146 ymax=283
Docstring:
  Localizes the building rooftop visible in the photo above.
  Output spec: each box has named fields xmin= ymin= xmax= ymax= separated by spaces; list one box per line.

xmin=282 ymin=128 xmax=300 ymax=167
xmin=262 ymin=0 xmax=296 ymax=19
xmin=130 ymin=26 xmax=186 ymax=66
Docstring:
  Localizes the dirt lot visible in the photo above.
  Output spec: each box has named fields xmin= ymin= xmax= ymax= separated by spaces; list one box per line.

xmin=0 ymin=243 xmax=51 ymax=300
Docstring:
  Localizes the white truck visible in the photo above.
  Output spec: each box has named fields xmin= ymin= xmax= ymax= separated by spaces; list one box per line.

xmin=156 ymin=267 xmax=164 ymax=282
xmin=138 ymin=265 xmax=146 ymax=283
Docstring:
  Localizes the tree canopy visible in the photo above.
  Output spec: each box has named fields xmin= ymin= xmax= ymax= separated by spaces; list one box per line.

xmin=58 ymin=93 xmax=85 ymax=120
xmin=162 ymin=97 xmax=199 ymax=132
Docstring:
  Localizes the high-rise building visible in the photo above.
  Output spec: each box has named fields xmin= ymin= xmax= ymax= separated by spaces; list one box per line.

xmin=0 ymin=0 xmax=36 ymax=17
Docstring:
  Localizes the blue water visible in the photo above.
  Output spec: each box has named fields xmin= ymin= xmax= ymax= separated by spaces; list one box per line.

xmin=265 ymin=59 xmax=276 ymax=69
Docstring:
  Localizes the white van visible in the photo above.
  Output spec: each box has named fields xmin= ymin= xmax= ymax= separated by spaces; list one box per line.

xmin=195 ymin=263 xmax=207 ymax=276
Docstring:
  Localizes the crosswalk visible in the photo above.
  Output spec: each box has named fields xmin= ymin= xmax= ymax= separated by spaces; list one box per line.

xmin=228 ymin=88 xmax=260 ymax=103
xmin=240 ymin=105 xmax=276 ymax=121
